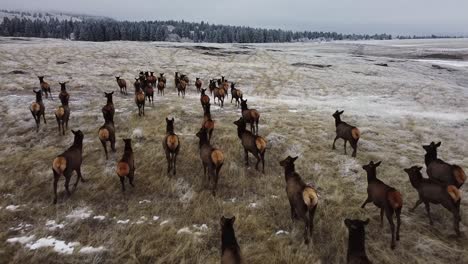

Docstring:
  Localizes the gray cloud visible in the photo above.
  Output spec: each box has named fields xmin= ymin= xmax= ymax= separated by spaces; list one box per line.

xmin=1 ymin=0 xmax=467 ymax=35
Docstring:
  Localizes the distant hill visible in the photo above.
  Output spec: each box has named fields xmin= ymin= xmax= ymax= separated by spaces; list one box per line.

xmin=0 ymin=10 xmax=112 ymax=23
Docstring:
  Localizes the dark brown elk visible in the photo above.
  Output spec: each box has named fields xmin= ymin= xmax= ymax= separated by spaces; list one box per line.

xmin=116 ymin=139 xmax=135 ymax=191
xmin=55 ymin=90 xmax=70 ymax=135
xmin=240 ymin=99 xmax=260 ymax=135
xmin=144 ymin=80 xmax=154 ymax=104
xmin=52 ymin=130 xmax=86 ymax=204
xmin=133 ymin=78 xmax=140 ymax=91
xmin=209 ymin=79 xmax=217 ymax=95
xmin=405 ymin=166 xmax=461 ymax=236
xmin=233 ymin=117 xmax=267 ymax=173
xmin=361 ymin=161 xmax=402 ymax=250
xmin=38 ymin=76 xmax=52 ymax=99
xmin=58 ymin=82 xmax=69 ymax=105
xmin=213 ymin=85 xmax=225 ymax=107
xmin=175 ymin=72 xmax=180 ymax=88
xmin=332 ymin=110 xmax=360 ymax=157
xmin=157 ymin=77 xmax=166 ymax=96
xmin=423 ymin=141 xmax=466 ymax=188
xmin=135 ymin=86 xmax=145 ymax=117
xmin=221 ymin=78 xmax=229 ymax=99
xmin=177 ymin=79 xmax=187 ymax=98
xmin=181 ymin=74 xmax=189 ymax=84
xmin=163 ymin=118 xmax=180 ymax=176
xmin=200 ymin=88 xmax=210 ymax=110
xmin=102 ymin=92 xmax=115 ymax=121
xmin=98 ymin=112 xmax=116 ymax=160
xmin=202 ymin=103 xmax=215 ymax=141
xmin=220 ymin=216 xmax=242 ymax=264
xmin=147 ymin=71 xmax=157 ymax=87
xmin=344 ymin=218 xmax=372 ymax=264
xmin=196 ymin=127 xmax=224 ymax=196
xmin=195 ymin=77 xmax=202 ymax=93
xmin=30 ymin=89 xmax=46 ymax=132
xmin=159 ymin=73 xmax=166 ymax=84
xmin=115 ymin=76 xmax=127 ymax=95
xmin=230 ymin=82 xmax=242 ymax=108
xmin=279 ymin=156 xmax=318 ymax=244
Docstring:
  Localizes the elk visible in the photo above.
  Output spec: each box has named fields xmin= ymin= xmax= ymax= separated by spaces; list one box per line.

xmin=196 ymin=127 xmax=224 ymax=196
xmin=147 ymin=71 xmax=157 ymax=87
xmin=115 ymin=76 xmax=127 ymax=95
xmin=133 ymin=78 xmax=140 ymax=91
xmin=159 ymin=73 xmax=166 ymax=84
xmin=30 ymin=89 xmax=46 ymax=132
xmin=177 ymin=79 xmax=187 ymax=98
xmin=405 ymin=166 xmax=461 ymax=236
xmin=213 ymin=85 xmax=225 ymax=107
xmin=195 ymin=77 xmax=202 ymax=93
xmin=332 ymin=110 xmax=360 ymax=157
xmin=163 ymin=118 xmax=180 ymax=176
xmin=220 ymin=216 xmax=242 ymax=264
xmin=361 ymin=161 xmax=402 ymax=250
xmin=344 ymin=218 xmax=372 ymax=264
xmin=209 ymin=79 xmax=217 ymax=95
xmin=58 ymin=82 xmax=69 ymax=105
xmin=116 ymin=139 xmax=135 ymax=192
xmin=279 ymin=156 xmax=318 ymax=244
xmin=55 ymin=91 xmax=70 ymax=135
xmin=200 ymin=88 xmax=210 ymax=110
xmin=240 ymin=99 xmax=260 ymax=135
xmin=423 ymin=141 xmax=466 ymax=188
xmin=202 ymin=103 xmax=215 ymax=141
xmin=230 ymin=82 xmax=242 ymax=108
xmin=102 ymin=92 xmax=115 ymax=121
xmin=98 ymin=111 xmax=116 ymax=160
xmin=221 ymin=78 xmax=229 ymax=99
xmin=52 ymin=130 xmax=86 ymax=204
xmin=157 ymin=77 xmax=166 ymax=96
xmin=233 ymin=117 xmax=267 ymax=173
xmin=175 ymin=72 xmax=180 ymax=88
xmin=144 ymin=80 xmax=154 ymax=104
xmin=181 ymin=74 xmax=189 ymax=84
xmin=135 ymin=86 xmax=145 ymax=117
xmin=38 ymin=76 xmax=52 ymax=99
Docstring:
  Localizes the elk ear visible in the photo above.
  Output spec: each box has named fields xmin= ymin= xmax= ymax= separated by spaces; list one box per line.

xmin=166 ymin=117 xmax=169 ymax=121
xmin=339 ymin=110 xmax=344 ymax=114
xmin=344 ymin=219 xmax=353 ymax=228
xmin=231 ymin=216 xmax=236 ymax=223
xmin=71 ymin=130 xmax=76 ymax=134
xmin=110 ymin=91 xmax=114 ymax=95
xmin=171 ymin=117 xmax=174 ymax=121
xmin=404 ymin=168 xmax=410 ymax=173
xmin=292 ymin=156 xmax=298 ymax=162
xmin=220 ymin=216 xmax=226 ymax=226
xmin=435 ymin=142 xmax=441 ymax=147
xmin=417 ymin=166 xmax=423 ymax=171
xmin=363 ymin=218 xmax=370 ymax=225
xmin=375 ymin=161 xmax=382 ymax=167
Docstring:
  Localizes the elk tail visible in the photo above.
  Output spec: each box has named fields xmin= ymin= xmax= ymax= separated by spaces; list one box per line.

xmin=303 ymin=186 xmax=318 ymax=209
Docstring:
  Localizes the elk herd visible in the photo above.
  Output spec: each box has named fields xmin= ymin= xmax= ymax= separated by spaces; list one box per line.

xmin=28 ymin=72 xmax=465 ymax=263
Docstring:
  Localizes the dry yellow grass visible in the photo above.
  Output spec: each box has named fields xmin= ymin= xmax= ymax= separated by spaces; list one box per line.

xmin=0 ymin=37 xmax=467 ymax=263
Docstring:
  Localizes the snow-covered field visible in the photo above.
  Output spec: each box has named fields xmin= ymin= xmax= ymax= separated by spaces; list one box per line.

xmin=0 ymin=37 xmax=467 ymax=263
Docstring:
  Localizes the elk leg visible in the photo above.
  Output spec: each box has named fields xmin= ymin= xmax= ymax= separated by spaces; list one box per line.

xmin=350 ymin=140 xmax=357 ymax=157
xmin=343 ymin=140 xmax=347 ymax=154
xmin=424 ymin=202 xmax=434 ymax=225
xmin=289 ymin=200 xmax=298 ymax=221
xmin=77 ymin=168 xmax=86 ymax=182
xmin=73 ymin=171 xmax=80 ymax=190
xmin=64 ymin=176 xmax=71 ymax=196
xmin=254 ymin=152 xmax=261 ymax=171
xmin=395 ymin=207 xmax=401 ymax=241
xmin=166 ymin=151 xmax=171 ymax=174
xmin=261 ymin=152 xmax=265 ymax=174
xmin=209 ymin=129 xmax=213 ymax=142
xmin=304 ymin=216 xmax=310 ymax=245
xmin=409 ymin=199 xmax=422 ymax=212
xmin=256 ymin=120 xmax=259 ymax=135
xmin=173 ymin=152 xmax=178 ymax=176
xmin=101 ymin=140 xmax=108 ymax=160
xmin=244 ymin=148 xmax=249 ymax=166
xmin=309 ymin=205 xmax=316 ymax=237
xmin=385 ymin=207 xmax=396 ymax=250
xmin=120 ymin=176 xmax=126 ymax=192
xmin=441 ymin=201 xmax=460 ymax=236
xmin=380 ymin=208 xmax=384 ymax=227
xmin=332 ymin=136 xmax=338 ymax=149
xmin=53 ymin=171 xmax=59 ymax=204
xmin=361 ymin=195 xmax=372 ymax=208
xmin=43 ymin=112 xmax=47 ymax=124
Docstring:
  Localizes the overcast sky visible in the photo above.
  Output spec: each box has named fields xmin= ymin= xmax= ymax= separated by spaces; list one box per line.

xmin=2 ymin=0 xmax=468 ymax=35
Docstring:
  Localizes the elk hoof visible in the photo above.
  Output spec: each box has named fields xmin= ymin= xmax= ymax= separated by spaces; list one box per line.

xmin=391 ymin=244 xmax=396 ymax=250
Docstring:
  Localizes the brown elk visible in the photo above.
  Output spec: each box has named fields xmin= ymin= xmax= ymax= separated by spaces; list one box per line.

xmin=115 ymin=76 xmax=127 ymax=95
xmin=58 ymin=82 xmax=69 ymax=105
xmin=98 ymin=111 xmax=116 ymax=160
xmin=163 ymin=118 xmax=180 ymax=176
xmin=181 ymin=74 xmax=189 ymax=84
xmin=213 ymin=85 xmax=225 ymax=107
xmin=230 ymin=82 xmax=242 ymax=108
xmin=332 ymin=110 xmax=360 ymax=157
xmin=135 ymin=86 xmax=145 ymax=117
xmin=195 ymin=77 xmax=202 ymax=93
xmin=423 ymin=141 xmax=466 ymax=188
xmin=159 ymin=73 xmax=166 ymax=84
xmin=344 ymin=218 xmax=372 ymax=264
xmin=133 ymin=78 xmax=140 ymax=91
xmin=102 ymin=92 xmax=115 ymax=121
xmin=240 ymin=99 xmax=260 ymax=135
xmin=196 ymin=127 xmax=224 ymax=196
xmin=175 ymin=72 xmax=180 ymax=88
xmin=38 ymin=76 xmax=52 ymax=99
xmin=147 ymin=71 xmax=157 ymax=87
xmin=157 ymin=77 xmax=166 ymax=96
xmin=200 ymin=88 xmax=210 ymax=110
xmin=233 ymin=117 xmax=267 ymax=173
xmin=30 ymin=89 xmax=46 ymax=132
xmin=202 ymin=103 xmax=215 ymax=141
xmin=177 ymin=79 xmax=187 ymax=98
xmin=279 ymin=156 xmax=318 ymax=244
xmin=405 ymin=166 xmax=461 ymax=236
xmin=55 ymin=90 xmax=70 ymax=135
xmin=209 ymin=79 xmax=217 ymax=95
xmin=361 ymin=161 xmax=402 ymax=250
xmin=52 ymin=130 xmax=86 ymax=204
xmin=144 ymin=80 xmax=154 ymax=104
xmin=116 ymin=139 xmax=135 ymax=191
xmin=220 ymin=216 xmax=242 ymax=264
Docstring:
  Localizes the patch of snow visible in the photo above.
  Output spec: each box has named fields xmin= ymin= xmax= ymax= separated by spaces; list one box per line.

xmin=66 ymin=207 xmax=93 ymax=220
xmin=26 ymin=236 xmax=80 ymax=255
xmin=9 ymin=223 xmax=33 ymax=231
xmin=132 ymin=128 xmax=144 ymax=139
xmin=138 ymin=199 xmax=151 ymax=204
xmin=117 ymin=219 xmax=130 ymax=224
xmin=79 ymin=246 xmax=106 ymax=254
xmin=45 ymin=220 xmax=65 ymax=230
xmin=7 ymin=235 xmax=35 ymax=244
xmin=160 ymin=220 xmax=169 ymax=226
xmin=416 ymin=59 xmax=468 ymax=68
xmin=6 ymin=205 xmax=21 ymax=211
xmin=271 ymin=195 xmax=279 ymax=199
xmin=177 ymin=227 xmax=192 ymax=235
xmin=275 ymin=230 xmax=290 ymax=235
xmin=248 ymin=202 xmax=258 ymax=208
xmin=193 ymin=224 xmax=208 ymax=231
xmin=93 ymin=215 xmax=106 ymax=221
xmin=135 ymin=216 xmax=147 ymax=225
xmin=153 ymin=216 xmax=160 ymax=221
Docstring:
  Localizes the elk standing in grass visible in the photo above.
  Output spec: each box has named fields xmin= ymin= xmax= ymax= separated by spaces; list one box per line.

xmin=209 ymin=79 xmax=217 ymax=95
xmin=196 ymin=127 xmax=224 ymax=196
xmin=202 ymin=103 xmax=215 ymax=141
xmin=98 ymin=111 xmax=116 ymax=160
xmin=144 ymin=80 xmax=154 ymax=104
xmin=102 ymin=92 xmax=115 ymax=121
xmin=344 ymin=218 xmax=372 ymax=264
xmin=220 ymin=216 xmax=242 ymax=264
xmin=135 ymin=85 xmax=145 ymax=117
xmin=195 ymin=77 xmax=202 ymax=93
xmin=30 ymin=89 xmax=46 ymax=132
xmin=52 ymin=130 xmax=86 ymax=204
xmin=58 ymin=82 xmax=69 ymax=105
xmin=361 ymin=161 xmax=402 ymax=250
xmin=163 ymin=118 xmax=180 ymax=176
xmin=157 ymin=77 xmax=166 ymax=96
xmin=332 ymin=110 xmax=360 ymax=157
xmin=200 ymin=88 xmax=210 ymax=111
xmin=147 ymin=71 xmax=157 ymax=87
xmin=38 ymin=76 xmax=52 ymax=99
xmin=279 ymin=156 xmax=318 ymax=244
xmin=213 ymin=85 xmax=225 ymax=107
xmin=230 ymin=83 xmax=242 ymax=108
xmin=159 ymin=73 xmax=166 ymax=85
xmin=405 ymin=166 xmax=461 ymax=236
xmin=423 ymin=141 xmax=466 ymax=188
xmin=233 ymin=117 xmax=267 ymax=173
xmin=240 ymin=99 xmax=260 ymax=135
xmin=55 ymin=88 xmax=70 ymax=135
xmin=133 ymin=78 xmax=140 ymax=91
xmin=177 ymin=79 xmax=187 ymax=98
xmin=115 ymin=76 xmax=127 ymax=95
xmin=116 ymin=139 xmax=135 ymax=192
xmin=175 ymin=72 xmax=180 ymax=89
